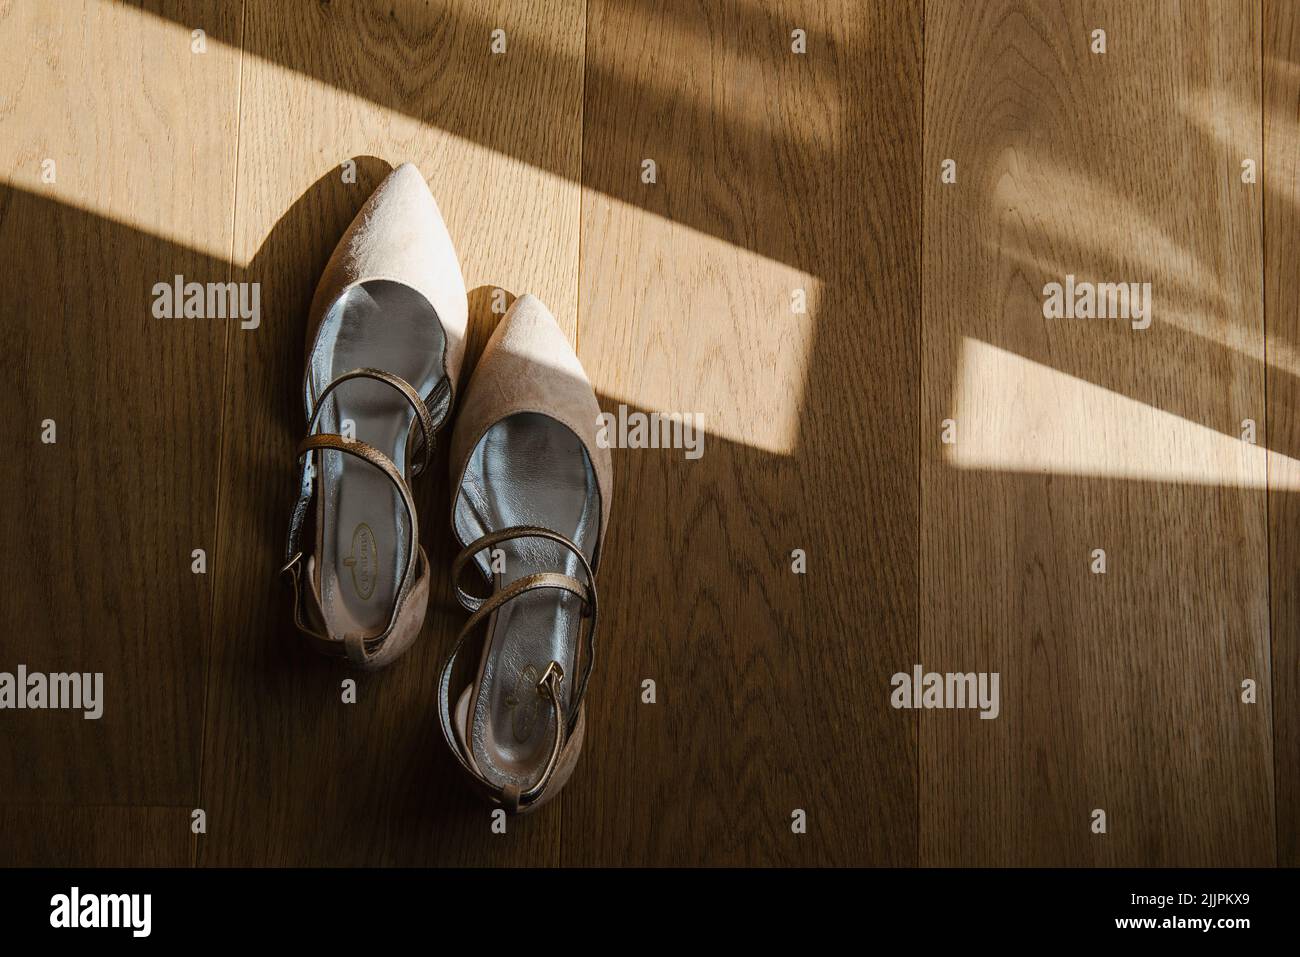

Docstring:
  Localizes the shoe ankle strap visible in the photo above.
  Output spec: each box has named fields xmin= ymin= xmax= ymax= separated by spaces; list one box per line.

xmin=451 ymin=525 xmax=598 ymax=714
xmin=306 ymin=368 xmax=450 ymax=478
xmin=438 ymin=527 xmax=599 ymax=812
xmin=280 ymin=434 xmax=421 ymax=666
xmin=451 ymin=525 xmax=596 ymax=611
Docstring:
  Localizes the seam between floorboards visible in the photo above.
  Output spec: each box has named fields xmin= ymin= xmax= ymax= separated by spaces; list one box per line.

xmin=1262 ymin=0 xmax=1279 ymax=868
xmin=191 ymin=0 xmax=248 ymax=871
xmin=916 ymin=0 xmax=925 ymax=870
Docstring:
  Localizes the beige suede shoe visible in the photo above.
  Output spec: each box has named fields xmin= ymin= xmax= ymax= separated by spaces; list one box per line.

xmin=438 ymin=295 xmax=611 ymax=813
xmin=282 ymin=163 xmax=468 ymax=670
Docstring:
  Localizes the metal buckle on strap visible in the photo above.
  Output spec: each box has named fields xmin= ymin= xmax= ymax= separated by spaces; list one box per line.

xmin=538 ymin=660 xmax=565 ymax=690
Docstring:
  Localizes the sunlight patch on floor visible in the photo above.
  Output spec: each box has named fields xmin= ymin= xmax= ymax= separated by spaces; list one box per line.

xmin=0 ymin=1 xmax=240 ymax=261
xmin=946 ymin=338 xmax=1290 ymax=489
xmin=581 ymin=189 xmax=816 ymax=456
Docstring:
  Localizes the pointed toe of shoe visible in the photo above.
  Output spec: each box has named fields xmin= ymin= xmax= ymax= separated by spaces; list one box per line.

xmin=496 ymin=294 xmax=586 ymax=377
xmin=358 ymin=163 xmax=441 ymax=249
xmin=450 ymin=294 xmax=612 ymax=542
xmin=306 ymin=162 xmax=469 ymax=389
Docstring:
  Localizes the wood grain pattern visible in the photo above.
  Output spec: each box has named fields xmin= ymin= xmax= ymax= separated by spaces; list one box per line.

xmin=3 ymin=0 xmax=1293 ymax=868
xmin=921 ymin=0 xmax=1273 ymax=865
xmin=195 ymin=0 xmax=585 ymax=866
xmin=1265 ymin=0 xmax=1300 ymax=869
xmin=0 ymin=806 xmax=191 ymax=867
xmin=571 ymin=0 xmax=921 ymax=865
xmin=0 ymin=0 xmax=240 ymax=826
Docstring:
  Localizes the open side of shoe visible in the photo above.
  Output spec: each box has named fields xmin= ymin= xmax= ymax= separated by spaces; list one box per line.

xmin=307 ymin=280 xmax=447 ymax=640
xmin=452 ymin=412 xmax=602 ymax=795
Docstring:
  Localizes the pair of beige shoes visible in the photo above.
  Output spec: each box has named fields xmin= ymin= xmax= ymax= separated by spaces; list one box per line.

xmin=281 ymin=164 xmax=609 ymax=814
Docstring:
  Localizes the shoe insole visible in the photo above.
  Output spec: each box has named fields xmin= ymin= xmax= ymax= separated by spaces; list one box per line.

xmin=455 ymin=412 xmax=600 ymax=791
xmin=313 ymin=281 xmax=444 ymax=640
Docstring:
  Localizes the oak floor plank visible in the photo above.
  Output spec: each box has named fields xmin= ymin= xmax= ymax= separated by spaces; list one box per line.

xmin=1265 ymin=0 xmax=1300 ymax=868
xmin=197 ymin=0 xmax=585 ymax=866
xmin=921 ymin=0 xmax=1273 ymax=865
xmin=571 ymin=0 xmax=921 ymax=865
xmin=0 ymin=0 xmax=241 ymax=815
xmin=0 ymin=806 xmax=192 ymax=867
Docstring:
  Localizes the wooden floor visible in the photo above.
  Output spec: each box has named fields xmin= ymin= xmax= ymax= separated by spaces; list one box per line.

xmin=0 ymin=0 xmax=1293 ymax=866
